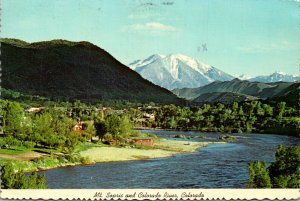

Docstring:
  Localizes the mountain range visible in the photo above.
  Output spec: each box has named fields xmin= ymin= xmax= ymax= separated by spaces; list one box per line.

xmin=2 ymin=38 xmax=298 ymax=106
xmin=248 ymin=72 xmax=300 ymax=83
xmin=1 ymin=38 xmax=183 ymax=104
xmin=129 ymin=54 xmax=299 ymax=90
xmin=129 ymin=54 xmax=234 ymax=90
xmin=172 ymin=78 xmax=299 ymax=105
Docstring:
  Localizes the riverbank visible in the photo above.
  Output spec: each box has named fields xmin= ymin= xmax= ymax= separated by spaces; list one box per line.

xmin=134 ymin=127 xmax=300 ymax=137
xmin=0 ymin=139 xmax=225 ymax=172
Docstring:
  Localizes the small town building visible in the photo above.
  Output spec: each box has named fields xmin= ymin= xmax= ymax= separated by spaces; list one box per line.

xmin=143 ymin=113 xmax=155 ymax=119
xmin=73 ymin=121 xmax=86 ymax=132
xmin=131 ymin=137 xmax=154 ymax=146
xmin=26 ymin=107 xmax=45 ymax=113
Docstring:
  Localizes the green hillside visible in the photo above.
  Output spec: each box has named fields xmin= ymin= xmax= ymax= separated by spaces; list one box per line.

xmin=1 ymin=38 xmax=183 ymax=104
xmin=193 ymin=92 xmax=258 ymax=104
xmin=267 ymin=82 xmax=300 ymax=107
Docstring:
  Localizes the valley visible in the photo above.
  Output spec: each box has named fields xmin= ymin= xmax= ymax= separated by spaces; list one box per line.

xmin=0 ymin=38 xmax=299 ymax=190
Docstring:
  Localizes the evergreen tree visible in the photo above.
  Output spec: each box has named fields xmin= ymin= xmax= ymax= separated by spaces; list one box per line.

xmin=247 ymin=161 xmax=272 ymax=188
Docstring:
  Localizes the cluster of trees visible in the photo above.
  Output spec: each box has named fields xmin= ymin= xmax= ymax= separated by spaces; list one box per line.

xmin=143 ymin=101 xmax=299 ymax=136
xmin=0 ymin=100 xmax=96 ymax=152
xmin=94 ymin=114 xmax=133 ymax=144
xmin=248 ymin=145 xmax=300 ymax=188
xmin=0 ymin=99 xmax=136 ymax=150
xmin=1 ymin=161 xmax=47 ymax=189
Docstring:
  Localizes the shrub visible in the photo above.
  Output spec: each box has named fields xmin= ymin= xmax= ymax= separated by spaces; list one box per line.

xmin=103 ymin=133 xmax=113 ymax=142
xmin=65 ymin=154 xmax=80 ymax=163
xmin=0 ymin=136 xmax=22 ymax=148
xmin=57 ymin=155 xmax=66 ymax=163
xmin=23 ymin=141 xmax=35 ymax=149
xmin=80 ymin=156 xmax=93 ymax=165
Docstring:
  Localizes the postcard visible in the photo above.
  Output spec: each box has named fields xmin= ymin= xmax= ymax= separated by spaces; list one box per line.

xmin=0 ymin=0 xmax=299 ymax=200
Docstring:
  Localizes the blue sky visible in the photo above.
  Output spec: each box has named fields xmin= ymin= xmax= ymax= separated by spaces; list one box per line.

xmin=2 ymin=0 xmax=299 ymax=76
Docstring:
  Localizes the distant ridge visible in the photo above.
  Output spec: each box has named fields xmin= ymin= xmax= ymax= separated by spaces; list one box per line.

xmin=1 ymin=38 xmax=183 ymax=104
xmin=237 ymin=71 xmax=300 ymax=83
xmin=172 ymin=78 xmax=297 ymax=104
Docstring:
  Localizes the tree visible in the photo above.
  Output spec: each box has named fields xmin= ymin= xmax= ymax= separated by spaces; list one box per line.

xmin=105 ymin=114 xmax=121 ymax=143
xmin=247 ymin=161 xmax=272 ymax=188
xmin=277 ymin=102 xmax=286 ymax=120
xmin=0 ymin=100 xmax=25 ymax=137
xmin=232 ymin=102 xmax=239 ymax=112
xmin=119 ymin=115 xmax=133 ymax=137
xmin=31 ymin=112 xmax=55 ymax=147
xmin=103 ymin=114 xmax=133 ymax=144
xmin=262 ymin=104 xmax=273 ymax=117
xmin=1 ymin=161 xmax=15 ymax=189
xmin=94 ymin=119 xmax=107 ymax=141
xmin=1 ymin=161 xmax=47 ymax=189
xmin=268 ymin=145 xmax=300 ymax=188
xmin=248 ymin=145 xmax=300 ymax=188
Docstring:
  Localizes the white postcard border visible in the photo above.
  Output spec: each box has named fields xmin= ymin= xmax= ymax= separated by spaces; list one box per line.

xmin=1 ymin=189 xmax=299 ymax=200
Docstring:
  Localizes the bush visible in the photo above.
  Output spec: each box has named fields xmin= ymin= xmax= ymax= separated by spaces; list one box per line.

xmin=57 ymin=155 xmax=66 ymax=163
xmin=65 ymin=154 xmax=80 ymax=163
xmin=0 ymin=136 xmax=22 ymax=148
xmin=130 ymin=130 xmax=142 ymax=137
xmin=80 ymin=156 xmax=93 ymax=165
xmin=23 ymin=141 xmax=35 ymax=149
xmin=103 ymin=133 xmax=113 ymax=142
xmin=32 ymin=156 xmax=48 ymax=164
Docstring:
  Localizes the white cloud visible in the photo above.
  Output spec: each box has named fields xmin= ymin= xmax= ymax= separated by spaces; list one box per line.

xmin=122 ymin=22 xmax=178 ymax=35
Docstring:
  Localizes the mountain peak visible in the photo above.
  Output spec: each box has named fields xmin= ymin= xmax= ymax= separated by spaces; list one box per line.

xmin=129 ymin=53 xmax=234 ymax=90
xmin=129 ymin=54 xmax=165 ymax=70
xmin=273 ymin=71 xmax=287 ymax=76
xmin=167 ymin=53 xmax=191 ymax=60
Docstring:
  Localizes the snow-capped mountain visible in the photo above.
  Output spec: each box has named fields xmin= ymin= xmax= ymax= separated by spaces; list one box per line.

xmin=249 ymin=72 xmax=300 ymax=83
xmin=128 ymin=54 xmax=234 ymax=90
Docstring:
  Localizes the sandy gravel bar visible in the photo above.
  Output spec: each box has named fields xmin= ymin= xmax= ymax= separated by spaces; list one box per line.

xmin=80 ymin=139 xmax=224 ymax=163
xmin=80 ymin=147 xmax=176 ymax=162
xmin=154 ymin=139 xmax=214 ymax=152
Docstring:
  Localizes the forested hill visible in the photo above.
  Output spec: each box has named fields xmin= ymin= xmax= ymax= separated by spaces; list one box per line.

xmin=1 ymin=38 xmax=183 ymax=104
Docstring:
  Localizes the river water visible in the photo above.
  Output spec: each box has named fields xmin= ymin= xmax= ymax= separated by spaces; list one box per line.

xmin=39 ymin=130 xmax=299 ymax=188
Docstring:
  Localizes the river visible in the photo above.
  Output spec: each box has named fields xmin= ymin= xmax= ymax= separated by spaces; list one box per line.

xmin=39 ymin=130 xmax=299 ymax=188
